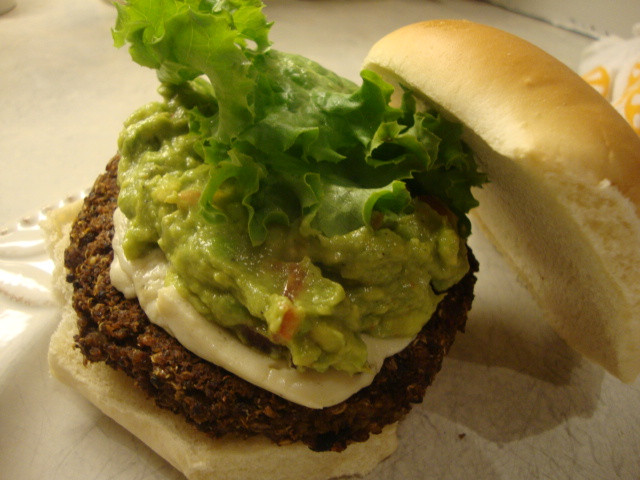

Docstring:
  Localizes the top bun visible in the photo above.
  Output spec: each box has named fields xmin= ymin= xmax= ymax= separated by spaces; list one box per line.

xmin=364 ymin=20 xmax=640 ymax=382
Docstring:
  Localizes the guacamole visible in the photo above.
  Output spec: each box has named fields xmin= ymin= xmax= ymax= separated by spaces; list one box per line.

xmin=113 ymin=1 xmax=484 ymax=374
xmin=118 ymin=80 xmax=469 ymax=374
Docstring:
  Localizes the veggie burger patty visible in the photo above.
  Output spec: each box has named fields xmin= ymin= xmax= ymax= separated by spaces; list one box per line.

xmin=65 ymin=156 xmax=478 ymax=452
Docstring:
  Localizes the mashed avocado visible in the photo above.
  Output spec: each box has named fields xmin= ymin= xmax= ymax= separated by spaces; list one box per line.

xmin=117 ymin=77 xmax=470 ymax=374
xmin=113 ymin=2 xmax=484 ymax=374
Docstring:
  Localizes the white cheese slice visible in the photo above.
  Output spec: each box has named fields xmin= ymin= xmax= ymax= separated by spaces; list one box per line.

xmin=110 ymin=208 xmax=412 ymax=409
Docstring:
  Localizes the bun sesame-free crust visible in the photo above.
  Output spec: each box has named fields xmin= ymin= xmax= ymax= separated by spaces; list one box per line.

xmin=364 ymin=20 xmax=640 ymax=382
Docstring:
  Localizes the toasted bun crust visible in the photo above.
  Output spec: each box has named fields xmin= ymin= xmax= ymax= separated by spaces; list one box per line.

xmin=42 ymin=202 xmax=397 ymax=480
xmin=364 ymin=20 xmax=640 ymax=382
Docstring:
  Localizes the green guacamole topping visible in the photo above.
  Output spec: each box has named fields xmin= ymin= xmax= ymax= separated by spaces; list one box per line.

xmin=113 ymin=0 xmax=485 ymax=374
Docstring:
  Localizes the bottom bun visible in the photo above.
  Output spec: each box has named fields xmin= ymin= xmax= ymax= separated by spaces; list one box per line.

xmin=43 ymin=202 xmax=398 ymax=480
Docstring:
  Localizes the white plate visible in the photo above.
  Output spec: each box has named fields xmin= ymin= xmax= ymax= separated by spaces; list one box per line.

xmin=0 ymin=201 xmax=639 ymax=479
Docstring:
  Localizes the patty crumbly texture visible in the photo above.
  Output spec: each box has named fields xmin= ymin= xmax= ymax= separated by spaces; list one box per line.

xmin=64 ymin=155 xmax=478 ymax=452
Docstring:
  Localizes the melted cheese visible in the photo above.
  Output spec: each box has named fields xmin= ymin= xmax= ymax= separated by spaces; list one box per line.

xmin=110 ymin=208 xmax=412 ymax=408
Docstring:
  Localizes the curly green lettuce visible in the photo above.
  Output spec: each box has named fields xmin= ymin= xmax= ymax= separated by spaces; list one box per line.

xmin=113 ymin=0 xmax=486 ymax=245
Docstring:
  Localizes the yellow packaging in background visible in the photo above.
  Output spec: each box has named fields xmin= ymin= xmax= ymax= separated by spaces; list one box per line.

xmin=580 ymin=24 xmax=640 ymax=135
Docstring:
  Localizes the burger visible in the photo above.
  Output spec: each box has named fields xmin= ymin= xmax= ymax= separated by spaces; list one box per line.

xmin=43 ymin=1 xmax=640 ymax=479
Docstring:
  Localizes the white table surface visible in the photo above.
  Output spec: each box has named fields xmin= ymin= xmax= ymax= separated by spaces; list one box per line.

xmin=1 ymin=1 xmax=639 ymax=480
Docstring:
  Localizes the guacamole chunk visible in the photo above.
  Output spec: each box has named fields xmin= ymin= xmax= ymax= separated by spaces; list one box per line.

xmin=117 ymin=75 xmax=471 ymax=374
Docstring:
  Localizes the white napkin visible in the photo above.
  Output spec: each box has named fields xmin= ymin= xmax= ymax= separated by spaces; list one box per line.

xmin=579 ymin=23 xmax=640 ymax=135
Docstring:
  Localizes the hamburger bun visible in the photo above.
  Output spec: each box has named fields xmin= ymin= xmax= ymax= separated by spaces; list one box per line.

xmin=42 ymin=200 xmax=399 ymax=480
xmin=363 ymin=19 xmax=640 ymax=382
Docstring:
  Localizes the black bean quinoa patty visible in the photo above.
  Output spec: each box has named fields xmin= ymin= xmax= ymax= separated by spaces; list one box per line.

xmin=65 ymin=155 xmax=478 ymax=452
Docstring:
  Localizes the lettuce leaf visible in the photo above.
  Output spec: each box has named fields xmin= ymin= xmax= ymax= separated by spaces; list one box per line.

xmin=113 ymin=0 xmax=486 ymax=244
